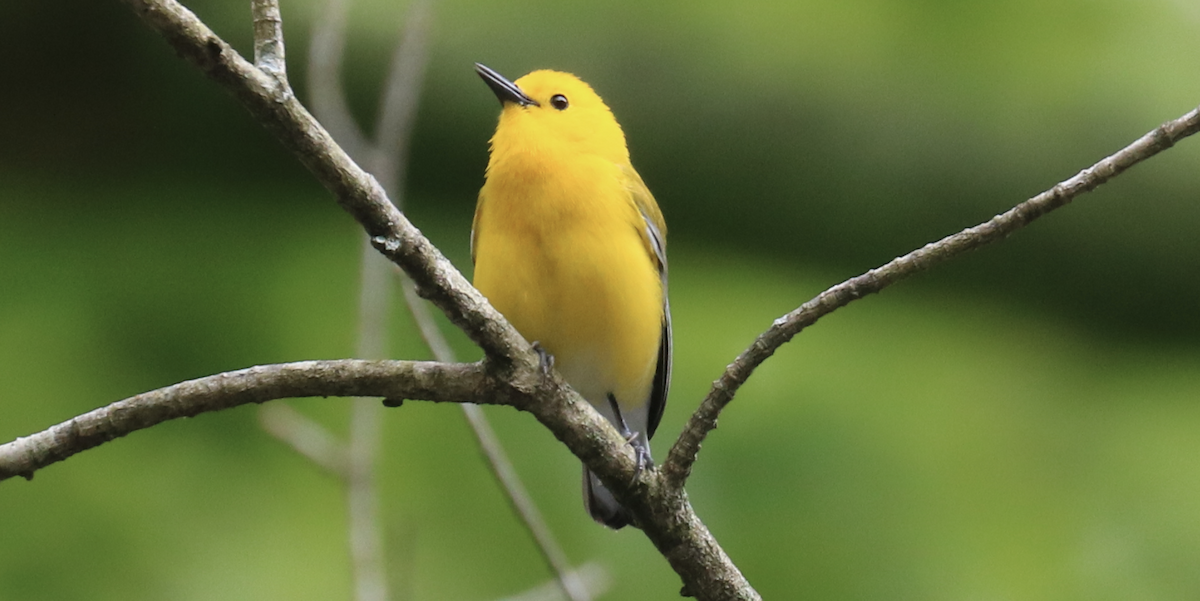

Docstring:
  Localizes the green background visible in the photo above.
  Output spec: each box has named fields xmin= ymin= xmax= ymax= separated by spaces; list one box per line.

xmin=3 ymin=0 xmax=1200 ymax=599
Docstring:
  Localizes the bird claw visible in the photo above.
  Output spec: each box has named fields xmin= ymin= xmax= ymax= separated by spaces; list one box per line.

xmin=531 ymin=341 xmax=555 ymax=376
xmin=629 ymin=436 xmax=653 ymax=483
xmin=607 ymin=393 xmax=652 ymax=483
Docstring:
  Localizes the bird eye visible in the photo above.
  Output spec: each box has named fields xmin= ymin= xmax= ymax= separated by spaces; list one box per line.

xmin=550 ymin=94 xmax=569 ymax=110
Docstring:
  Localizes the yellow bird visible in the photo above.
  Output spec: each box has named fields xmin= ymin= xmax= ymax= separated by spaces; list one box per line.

xmin=471 ymin=64 xmax=671 ymax=529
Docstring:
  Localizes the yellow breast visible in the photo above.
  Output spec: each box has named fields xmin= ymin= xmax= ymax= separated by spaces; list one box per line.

xmin=472 ymin=154 xmax=663 ymax=409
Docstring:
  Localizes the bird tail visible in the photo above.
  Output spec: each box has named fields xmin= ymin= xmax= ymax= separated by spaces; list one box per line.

xmin=583 ymin=467 xmax=633 ymax=529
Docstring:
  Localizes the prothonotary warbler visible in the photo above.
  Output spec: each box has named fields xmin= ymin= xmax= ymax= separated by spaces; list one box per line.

xmin=471 ymin=64 xmax=671 ymax=529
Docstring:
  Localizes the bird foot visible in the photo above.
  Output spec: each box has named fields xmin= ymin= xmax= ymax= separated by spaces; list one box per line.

xmin=607 ymin=393 xmax=653 ymax=482
xmin=531 ymin=341 xmax=555 ymax=376
xmin=630 ymin=435 xmax=653 ymax=476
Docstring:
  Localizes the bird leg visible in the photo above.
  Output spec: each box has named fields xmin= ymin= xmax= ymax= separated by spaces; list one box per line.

xmin=530 ymin=341 xmax=555 ymax=376
xmin=606 ymin=393 xmax=652 ymax=479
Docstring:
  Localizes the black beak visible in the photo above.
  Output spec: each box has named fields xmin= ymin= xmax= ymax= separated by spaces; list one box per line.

xmin=475 ymin=63 xmax=539 ymax=107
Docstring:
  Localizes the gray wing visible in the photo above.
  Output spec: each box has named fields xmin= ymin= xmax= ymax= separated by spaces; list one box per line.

xmin=642 ymin=214 xmax=671 ymax=439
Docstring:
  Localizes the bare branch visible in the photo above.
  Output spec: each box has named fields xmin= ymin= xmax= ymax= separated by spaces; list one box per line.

xmin=662 ymin=104 xmax=1200 ymax=489
xmin=106 ymin=2 xmax=752 ymax=598
xmin=495 ymin=562 xmax=611 ymax=601
xmin=401 ymin=273 xmax=456 ymax=363
xmin=0 ymin=359 xmax=487 ymax=482
xmin=114 ymin=1 xmax=1200 ymax=598
xmin=463 ymin=405 xmax=594 ymax=601
xmin=347 ymin=397 xmax=387 ymax=601
xmin=346 ymin=238 xmax=393 ymax=601
xmin=347 ymin=250 xmax=393 ymax=601
xmin=333 ymin=1 xmax=436 ymax=597
xmin=306 ymin=0 xmax=367 ymax=159
xmin=131 ymin=0 xmax=527 ymax=363
xmin=45 ymin=2 xmax=1198 ymax=597
xmin=258 ymin=403 xmax=351 ymax=479
xmin=370 ymin=0 xmax=434 ymax=196
xmin=251 ymin=0 xmax=287 ymax=83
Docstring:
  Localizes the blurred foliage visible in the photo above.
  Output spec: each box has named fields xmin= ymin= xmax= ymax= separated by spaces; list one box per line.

xmin=3 ymin=0 xmax=1199 ymax=337
xmin=2 ymin=0 xmax=1200 ymax=599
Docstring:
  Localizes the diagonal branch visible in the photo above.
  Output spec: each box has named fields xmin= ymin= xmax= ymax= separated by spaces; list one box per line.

xmin=304 ymin=0 xmax=587 ymax=598
xmin=259 ymin=403 xmax=351 ymax=479
xmin=401 ymin=279 xmax=593 ymax=601
xmin=662 ymin=104 xmax=1200 ymax=489
xmin=121 ymin=0 xmax=526 ymax=364
xmin=495 ymin=562 xmax=610 ymax=601
xmin=462 ymin=404 xmax=593 ymax=601
xmin=401 ymin=274 xmax=456 ymax=363
xmin=11 ymin=0 xmax=762 ymax=598
xmin=313 ymin=2 xmax=430 ymax=599
xmin=98 ymin=1 xmax=1199 ymax=599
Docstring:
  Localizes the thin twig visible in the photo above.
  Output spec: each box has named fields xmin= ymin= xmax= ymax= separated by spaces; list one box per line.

xmin=494 ymin=562 xmax=611 ymax=601
xmin=370 ymin=0 xmax=433 ymax=196
xmin=0 ymin=359 xmax=489 ymax=481
xmin=258 ymin=404 xmax=351 ymax=479
xmin=401 ymin=277 xmax=593 ymax=601
xmin=461 ymin=405 xmax=593 ymax=601
xmin=252 ymin=0 xmax=396 ymax=597
xmin=250 ymin=0 xmax=286 ymax=84
xmin=348 ymin=249 xmax=393 ymax=601
xmin=662 ymin=105 xmax=1200 ymax=489
xmin=104 ymin=1 xmax=1199 ymax=598
xmin=400 ymin=274 xmax=455 ymax=362
xmin=339 ymin=1 xmax=437 ymax=597
xmin=307 ymin=1 xmax=409 ymax=598
xmin=360 ymin=3 xmax=593 ymax=597
xmin=50 ymin=1 xmax=755 ymax=597
xmin=347 ymin=399 xmax=387 ymax=601
xmin=306 ymin=0 xmax=367 ymax=159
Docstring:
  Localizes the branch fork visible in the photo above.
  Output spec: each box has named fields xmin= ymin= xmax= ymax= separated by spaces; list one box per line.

xmin=3 ymin=0 xmax=1199 ymax=599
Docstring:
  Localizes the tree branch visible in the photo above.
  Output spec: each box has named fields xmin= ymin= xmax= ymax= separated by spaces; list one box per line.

xmin=258 ymin=403 xmax=351 ymax=479
xmin=62 ymin=1 xmax=1195 ymax=599
xmin=0 ymin=354 xmax=755 ymax=599
xmin=306 ymin=0 xmax=367 ymax=159
xmin=370 ymin=0 xmax=433 ymax=197
xmin=251 ymin=0 xmax=286 ymax=84
xmin=304 ymin=1 xmax=588 ymax=598
xmin=0 ymin=360 xmax=486 ymax=482
xmin=495 ymin=562 xmax=610 ymax=601
xmin=287 ymin=0 xmax=405 ymax=596
xmin=462 ymin=404 xmax=594 ymax=601
xmin=347 ymin=251 xmax=390 ymax=601
xmin=347 ymin=396 xmax=387 ymax=601
xmin=401 ymin=273 xmax=457 ymax=363
xmin=662 ymin=104 xmax=1200 ymax=489
xmin=120 ymin=0 xmax=525 ymax=364
xmin=401 ymin=276 xmax=596 ymax=601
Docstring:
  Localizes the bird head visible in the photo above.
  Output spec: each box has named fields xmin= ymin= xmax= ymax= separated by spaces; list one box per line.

xmin=476 ymin=63 xmax=630 ymax=166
